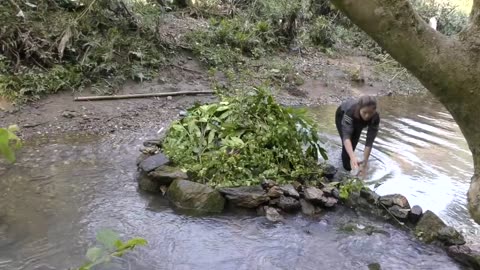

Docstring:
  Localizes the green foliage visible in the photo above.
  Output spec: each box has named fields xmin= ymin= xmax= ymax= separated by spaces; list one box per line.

xmin=0 ymin=125 xmax=22 ymax=163
xmin=162 ymin=87 xmax=328 ymax=187
xmin=187 ymin=16 xmax=278 ymax=67
xmin=78 ymin=228 xmax=147 ymax=270
xmin=0 ymin=0 xmax=166 ymax=101
xmin=308 ymin=16 xmax=335 ymax=48
xmin=339 ymin=178 xmax=364 ymax=199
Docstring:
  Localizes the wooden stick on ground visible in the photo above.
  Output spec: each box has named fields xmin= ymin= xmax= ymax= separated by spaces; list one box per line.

xmin=74 ymin=90 xmax=215 ymax=101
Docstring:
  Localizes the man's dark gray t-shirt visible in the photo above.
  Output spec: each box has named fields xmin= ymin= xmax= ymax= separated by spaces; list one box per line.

xmin=338 ymin=99 xmax=380 ymax=147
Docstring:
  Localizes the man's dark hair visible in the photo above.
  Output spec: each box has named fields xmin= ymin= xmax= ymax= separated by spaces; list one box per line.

xmin=358 ymin=96 xmax=377 ymax=109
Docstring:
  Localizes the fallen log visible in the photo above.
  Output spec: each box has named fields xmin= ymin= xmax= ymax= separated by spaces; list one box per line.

xmin=74 ymin=90 xmax=215 ymax=101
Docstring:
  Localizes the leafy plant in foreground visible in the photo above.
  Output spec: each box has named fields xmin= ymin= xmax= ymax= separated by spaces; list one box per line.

xmin=0 ymin=125 xmax=22 ymax=163
xmin=78 ymin=228 xmax=147 ymax=270
xmin=162 ymin=87 xmax=328 ymax=188
xmin=339 ymin=178 xmax=364 ymax=199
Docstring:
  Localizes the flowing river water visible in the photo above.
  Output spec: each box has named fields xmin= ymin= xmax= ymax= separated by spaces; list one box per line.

xmin=0 ymin=94 xmax=478 ymax=270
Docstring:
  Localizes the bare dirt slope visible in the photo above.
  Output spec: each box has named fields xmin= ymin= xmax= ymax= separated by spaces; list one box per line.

xmin=0 ymin=14 xmax=425 ymax=139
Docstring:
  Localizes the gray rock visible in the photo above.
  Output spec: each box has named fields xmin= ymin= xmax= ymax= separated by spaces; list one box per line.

xmin=261 ymin=179 xmax=277 ymax=190
xmin=140 ymin=146 xmax=159 ymax=155
xmin=256 ymin=205 xmax=266 ymax=216
xmin=267 ymin=186 xmax=283 ymax=198
xmin=409 ymin=205 xmax=423 ymax=223
xmin=320 ymin=163 xmax=337 ymax=180
xmin=167 ymin=179 xmax=225 ymax=214
xmin=148 ymin=165 xmax=188 ymax=185
xmin=321 ymin=186 xmax=335 ymax=195
xmin=276 ymin=196 xmax=301 ymax=212
xmin=62 ymin=110 xmax=76 ymax=118
xmin=143 ymin=139 xmax=163 ymax=147
xmin=139 ymin=153 xmax=170 ymax=173
xmin=331 ymin=188 xmax=340 ymax=199
xmin=292 ymin=181 xmax=302 ymax=191
xmin=447 ymin=245 xmax=480 ymax=269
xmin=322 ymin=186 xmax=341 ymax=199
xmin=300 ymin=199 xmax=317 ymax=216
xmin=438 ymin=226 xmax=466 ymax=246
xmin=219 ymin=186 xmax=269 ymax=208
xmin=136 ymin=153 xmax=149 ymax=166
xmin=320 ymin=196 xmax=338 ymax=208
xmin=388 ymin=205 xmax=409 ymax=220
xmin=265 ymin=207 xmax=283 ymax=222
xmin=360 ymin=188 xmax=380 ymax=204
xmin=304 ymin=187 xmax=324 ymax=202
xmin=415 ymin=210 xmax=465 ymax=246
xmin=379 ymin=194 xmax=410 ymax=209
xmin=281 ymin=184 xmax=300 ymax=199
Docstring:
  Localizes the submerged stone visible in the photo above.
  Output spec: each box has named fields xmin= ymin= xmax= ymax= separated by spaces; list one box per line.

xmin=137 ymin=172 xmax=161 ymax=193
xmin=167 ymin=179 xmax=225 ymax=214
xmin=300 ymin=199 xmax=317 ymax=216
xmin=447 ymin=245 xmax=480 ymax=269
xmin=367 ymin=263 xmax=382 ymax=270
xmin=438 ymin=226 xmax=466 ymax=246
xmin=139 ymin=153 xmax=170 ymax=173
xmin=219 ymin=186 xmax=269 ymax=208
xmin=265 ymin=206 xmax=283 ymax=222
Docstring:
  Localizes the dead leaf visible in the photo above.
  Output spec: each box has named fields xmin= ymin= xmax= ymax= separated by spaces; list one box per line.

xmin=160 ymin=185 xmax=167 ymax=195
xmin=58 ymin=26 xmax=72 ymax=60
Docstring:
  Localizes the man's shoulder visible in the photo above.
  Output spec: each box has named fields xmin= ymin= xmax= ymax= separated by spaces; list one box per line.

xmin=341 ymin=99 xmax=357 ymax=113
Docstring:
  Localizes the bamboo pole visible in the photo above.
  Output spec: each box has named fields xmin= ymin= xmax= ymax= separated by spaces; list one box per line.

xmin=74 ymin=90 xmax=215 ymax=101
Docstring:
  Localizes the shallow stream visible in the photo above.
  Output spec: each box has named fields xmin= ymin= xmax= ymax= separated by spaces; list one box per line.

xmin=0 ymin=94 xmax=477 ymax=270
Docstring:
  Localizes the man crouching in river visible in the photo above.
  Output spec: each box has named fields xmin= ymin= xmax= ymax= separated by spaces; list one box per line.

xmin=335 ymin=96 xmax=380 ymax=178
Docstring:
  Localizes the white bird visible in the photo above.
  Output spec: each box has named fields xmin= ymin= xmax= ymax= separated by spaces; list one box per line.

xmin=429 ymin=17 xmax=437 ymax=30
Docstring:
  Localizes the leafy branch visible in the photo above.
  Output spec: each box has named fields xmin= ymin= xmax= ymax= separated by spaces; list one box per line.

xmin=77 ymin=228 xmax=147 ymax=270
xmin=0 ymin=125 xmax=22 ymax=163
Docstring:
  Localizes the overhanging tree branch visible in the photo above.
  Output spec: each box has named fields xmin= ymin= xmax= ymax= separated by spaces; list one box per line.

xmin=329 ymin=0 xmax=472 ymax=99
xmin=471 ymin=0 xmax=480 ymax=25
xmin=327 ymin=0 xmax=480 ymax=223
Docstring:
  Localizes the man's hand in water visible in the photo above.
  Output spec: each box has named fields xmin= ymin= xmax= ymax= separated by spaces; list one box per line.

xmin=350 ymin=157 xmax=359 ymax=171
xmin=359 ymin=162 xmax=368 ymax=179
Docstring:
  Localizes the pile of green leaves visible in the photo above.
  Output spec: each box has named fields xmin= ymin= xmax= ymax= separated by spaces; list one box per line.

xmin=0 ymin=0 xmax=167 ymax=102
xmin=0 ymin=125 xmax=22 ymax=163
xmin=78 ymin=228 xmax=147 ymax=270
xmin=162 ymin=87 xmax=328 ymax=187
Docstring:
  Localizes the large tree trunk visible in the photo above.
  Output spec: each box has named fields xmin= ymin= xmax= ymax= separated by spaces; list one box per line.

xmin=328 ymin=0 xmax=480 ymax=223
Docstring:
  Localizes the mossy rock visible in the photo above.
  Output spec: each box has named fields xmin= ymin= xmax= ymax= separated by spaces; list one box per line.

xmin=415 ymin=210 xmax=465 ymax=246
xmin=167 ymin=179 xmax=225 ymax=214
